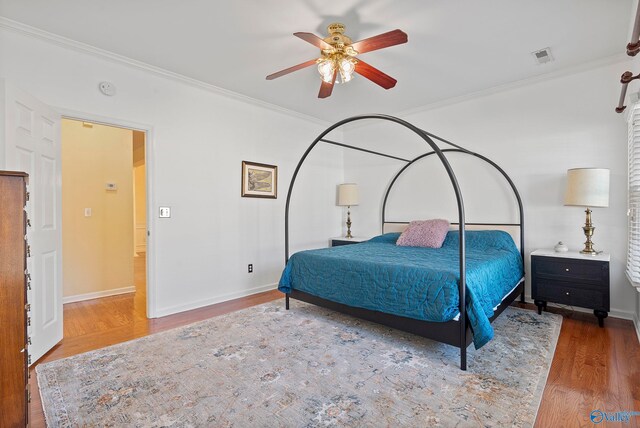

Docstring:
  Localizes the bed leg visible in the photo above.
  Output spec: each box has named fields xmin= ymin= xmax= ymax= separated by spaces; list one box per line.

xmin=520 ymin=289 xmax=525 ymax=304
xmin=460 ymin=347 xmax=467 ymax=371
xmin=285 ymin=293 xmax=290 ymax=310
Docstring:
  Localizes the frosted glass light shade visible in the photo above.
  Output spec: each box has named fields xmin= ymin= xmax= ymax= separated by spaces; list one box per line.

xmin=564 ymin=168 xmax=610 ymax=208
xmin=338 ymin=183 xmax=359 ymax=206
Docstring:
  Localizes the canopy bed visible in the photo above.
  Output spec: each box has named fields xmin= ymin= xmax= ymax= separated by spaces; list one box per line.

xmin=279 ymin=114 xmax=525 ymax=370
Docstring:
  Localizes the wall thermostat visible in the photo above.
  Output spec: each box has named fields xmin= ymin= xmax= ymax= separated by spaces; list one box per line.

xmin=105 ymin=182 xmax=117 ymax=191
xmin=98 ymin=81 xmax=117 ymax=96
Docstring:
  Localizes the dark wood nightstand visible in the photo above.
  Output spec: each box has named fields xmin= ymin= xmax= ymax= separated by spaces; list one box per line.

xmin=531 ymin=249 xmax=610 ymax=327
xmin=330 ymin=236 xmax=370 ymax=247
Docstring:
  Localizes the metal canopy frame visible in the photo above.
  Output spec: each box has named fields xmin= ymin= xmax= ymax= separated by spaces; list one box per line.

xmin=283 ymin=114 xmax=525 ymax=370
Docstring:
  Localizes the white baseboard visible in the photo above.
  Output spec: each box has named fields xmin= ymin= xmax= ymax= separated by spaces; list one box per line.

xmin=524 ymin=294 xmax=634 ymax=321
xmin=153 ymin=283 xmax=279 ymax=318
xmin=634 ymin=313 xmax=640 ymax=345
xmin=63 ymin=286 xmax=136 ymax=304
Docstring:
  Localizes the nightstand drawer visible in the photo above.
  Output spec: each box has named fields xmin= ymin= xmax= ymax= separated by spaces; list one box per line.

xmin=332 ymin=239 xmax=357 ymax=247
xmin=330 ymin=237 xmax=370 ymax=247
xmin=535 ymin=280 xmax=608 ymax=310
xmin=533 ymin=256 xmax=608 ymax=284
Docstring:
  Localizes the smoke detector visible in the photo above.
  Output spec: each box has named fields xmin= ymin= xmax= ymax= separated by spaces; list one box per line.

xmin=532 ymin=47 xmax=554 ymax=65
xmin=98 ymin=81 xmax=116 ymax=96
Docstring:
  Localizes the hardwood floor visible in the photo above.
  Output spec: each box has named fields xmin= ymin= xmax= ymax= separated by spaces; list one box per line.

xmin=530 ymin=306 xmax=640 ymax=428
xmin=29 ymin=257 xmax=640 ymax=427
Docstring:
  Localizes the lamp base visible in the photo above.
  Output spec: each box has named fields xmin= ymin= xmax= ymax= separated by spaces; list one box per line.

xmin=580 ymin=207 xmax=598 ymax=255
xmin=345 ymin=205 xmax=353 ymax=239
xmin=579 ymin=248 xmax=598 ymax=255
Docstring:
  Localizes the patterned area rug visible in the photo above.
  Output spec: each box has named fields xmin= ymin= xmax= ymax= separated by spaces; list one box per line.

xmin=37 ymin=301 xmax=561 ymax=427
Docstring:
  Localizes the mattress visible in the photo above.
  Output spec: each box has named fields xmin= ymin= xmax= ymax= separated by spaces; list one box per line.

xmin=278 ymin=230 xmax=524 ymax=348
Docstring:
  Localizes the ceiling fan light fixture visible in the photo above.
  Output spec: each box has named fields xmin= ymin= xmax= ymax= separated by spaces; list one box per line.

xmin=338 ymin=56 xmax=356 ymax=83
xmin=317 ymin=54 xmax=356 ymax=84
xmin=317 ymin=58 xmax=336 ymax=83
xmin=266 ymin=23 xmax=407 ymax=98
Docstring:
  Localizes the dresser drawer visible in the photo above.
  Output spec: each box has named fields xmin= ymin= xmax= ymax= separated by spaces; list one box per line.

xmin=535 ymin=279 xmax=608 ymax=310
xmin=532 ymin=256 xmax=608 ymax=284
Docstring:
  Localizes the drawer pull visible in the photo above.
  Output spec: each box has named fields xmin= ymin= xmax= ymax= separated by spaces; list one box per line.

xmin=565 ymin=292 xmax=570 ymax=296
xmin=565 ymin=268 xmax=570 ymax=272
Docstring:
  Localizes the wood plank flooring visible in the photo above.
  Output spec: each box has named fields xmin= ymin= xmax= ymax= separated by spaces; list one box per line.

xmin=29 ymin=255 xmax=640 ymax=427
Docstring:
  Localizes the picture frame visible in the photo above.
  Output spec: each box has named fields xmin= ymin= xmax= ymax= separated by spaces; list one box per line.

xmin=241 ymin=161 xmax=278 ymax=199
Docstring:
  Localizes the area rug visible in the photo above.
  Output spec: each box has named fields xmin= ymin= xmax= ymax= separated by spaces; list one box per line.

xmin=37 ymin=301 xmax=562 ymax=427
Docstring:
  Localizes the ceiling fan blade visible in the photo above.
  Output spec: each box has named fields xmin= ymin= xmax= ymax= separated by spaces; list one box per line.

xmin=266 ymin=59 xmax=317 ymax=80
xmin=294 ymin=32 xmax=333 ymax=50
xmin=354 ymin=60 xmax=397 ymax=89
xmin=318 ymin=70 xmax=337 ymax=98
xmin=350 ymin=29 xmax=408 ymax=54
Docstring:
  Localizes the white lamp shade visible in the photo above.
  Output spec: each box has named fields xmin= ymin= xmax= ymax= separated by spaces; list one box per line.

xmin=337 ymin=183 xmax=359 ymax=206
xmin=564 ymin=168 xmax=610 ymax=208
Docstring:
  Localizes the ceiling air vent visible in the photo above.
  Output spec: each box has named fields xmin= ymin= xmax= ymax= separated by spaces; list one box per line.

xmin=532 ymin=47 xmax=553 ymax=64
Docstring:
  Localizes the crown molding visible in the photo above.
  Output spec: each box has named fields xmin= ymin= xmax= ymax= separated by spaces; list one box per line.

xmin=0 ymin=16 xmax=330 ymax=127
xmin=341 ymin=53 xmax=631 ymax=132
xmin=396 ymin=53 xmax=630 ymax=118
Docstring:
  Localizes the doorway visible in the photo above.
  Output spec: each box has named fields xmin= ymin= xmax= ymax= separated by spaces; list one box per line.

xmin=60 ymin=118 xmax=147 ymax=320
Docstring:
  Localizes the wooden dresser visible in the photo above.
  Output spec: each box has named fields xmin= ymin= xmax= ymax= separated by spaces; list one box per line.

xmin=0 ymin=170 xmax=30 ymax=427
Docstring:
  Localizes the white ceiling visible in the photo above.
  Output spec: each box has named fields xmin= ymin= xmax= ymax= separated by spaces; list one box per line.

xmin=0 ymin=0 xmax=633 ymax=122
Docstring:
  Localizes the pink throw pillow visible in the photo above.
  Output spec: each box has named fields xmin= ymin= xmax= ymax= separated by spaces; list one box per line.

xmin=396 ymin=219 xmax=450 ymax=248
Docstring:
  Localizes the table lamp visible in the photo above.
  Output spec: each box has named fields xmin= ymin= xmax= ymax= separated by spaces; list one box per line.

xmin=564 ymin=168 xmax=610 ymax=254
xmin=337 ymin=183 xmax=359 ymax=238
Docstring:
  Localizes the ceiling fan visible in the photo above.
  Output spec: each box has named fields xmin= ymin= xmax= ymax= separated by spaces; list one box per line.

xmin=266 ymin=23 xmax=408 ymax=98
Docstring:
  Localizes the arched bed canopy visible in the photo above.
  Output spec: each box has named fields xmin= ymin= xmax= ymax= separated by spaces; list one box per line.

xmin=283 ymin=114 xmax=525 ymax=370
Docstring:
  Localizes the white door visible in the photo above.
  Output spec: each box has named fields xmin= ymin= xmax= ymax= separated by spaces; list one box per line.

xmin=1 ymin=80 xmax=63 ymax=363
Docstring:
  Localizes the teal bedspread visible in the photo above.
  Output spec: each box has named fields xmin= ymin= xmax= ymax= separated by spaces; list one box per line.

xmin=278 ymin=230 xmax=523 ymax=348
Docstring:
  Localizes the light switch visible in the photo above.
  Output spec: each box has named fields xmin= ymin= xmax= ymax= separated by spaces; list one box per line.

xmin=159 ymin=207 xmax=171 ymax=218
xmin=84 ymin=208 xmax=92 ymax=217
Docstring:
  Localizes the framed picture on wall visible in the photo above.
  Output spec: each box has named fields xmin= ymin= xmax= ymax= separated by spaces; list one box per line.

xmin=241 ymin=161 xmax=278 ymax=199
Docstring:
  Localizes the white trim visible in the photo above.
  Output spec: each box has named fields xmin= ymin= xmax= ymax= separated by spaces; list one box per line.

xmin=63 ymin=286 xmax=135 ymax=304
xmin=634 ymin=312 xmax=640 ymax=344
xmin=154 ymin=283 xmax=278 ymax=318
xmin=525 ymin=294 xmax=635 ymax=321
xmin=625 ymin=272 xmax=640 ymax=292
xmin=0 ymin=17 xmax=329 ymax=127
xmin=57 ymin=108 xmax=158 ymax=318
xmin=135 ymin=223 xmax=146 ymax=253
xmin=342 ymin=54 xmax=631 ymax=131
xmin=398 ymin=54 xmax=629 ymax=116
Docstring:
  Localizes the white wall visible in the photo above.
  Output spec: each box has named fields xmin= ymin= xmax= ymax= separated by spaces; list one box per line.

xmin=343 ymin=60 xmax=637 ymax=319
xmin=61 ymin=119 xmax=134 ymax=299
xmin=0 ymin=27 xmax=344 ymax=317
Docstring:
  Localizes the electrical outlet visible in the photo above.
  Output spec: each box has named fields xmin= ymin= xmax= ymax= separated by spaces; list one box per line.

xmin=248 ymin=264 xmax=253 ymax=273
